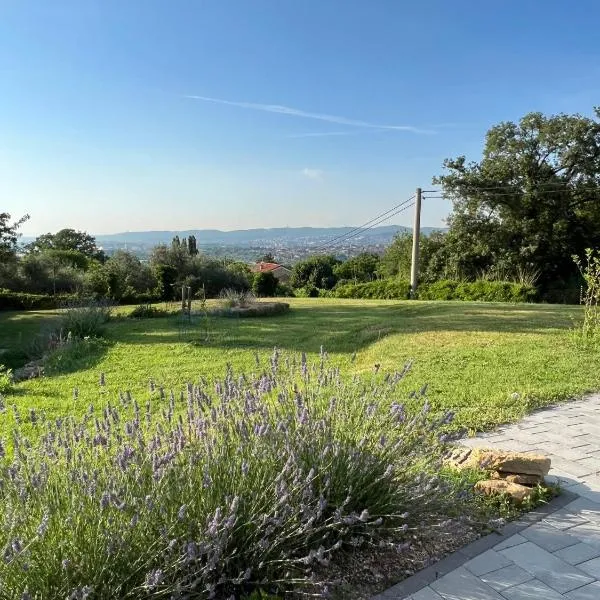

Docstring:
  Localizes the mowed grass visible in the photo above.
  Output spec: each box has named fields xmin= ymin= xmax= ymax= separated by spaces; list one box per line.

xmin=1 ymin=298 xmax=599 ymax=434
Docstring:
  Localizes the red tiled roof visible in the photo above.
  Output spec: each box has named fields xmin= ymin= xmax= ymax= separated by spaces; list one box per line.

xmin=251 ymin=262 xmax=283 ymax=273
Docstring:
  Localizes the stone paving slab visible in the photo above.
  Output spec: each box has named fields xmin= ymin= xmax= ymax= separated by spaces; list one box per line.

xmin=373 ymin=394 xmax=600 ymax=600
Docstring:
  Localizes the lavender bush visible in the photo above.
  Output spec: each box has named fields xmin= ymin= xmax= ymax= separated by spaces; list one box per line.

xmin=0 ymin=350 xmax=463 ymax=599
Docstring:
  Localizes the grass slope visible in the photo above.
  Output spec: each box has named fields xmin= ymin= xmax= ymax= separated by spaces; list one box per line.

xmin=1 ymin=299 xmax=598 ymax=433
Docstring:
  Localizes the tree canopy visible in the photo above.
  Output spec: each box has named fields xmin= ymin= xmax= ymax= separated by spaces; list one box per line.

xmin=28 ymin=228 xmax=105 ymax=262
xmin=0 ymin=212 xmax=29 ymax=262
xmin=434 ymin=109 xmax=600 ymax=289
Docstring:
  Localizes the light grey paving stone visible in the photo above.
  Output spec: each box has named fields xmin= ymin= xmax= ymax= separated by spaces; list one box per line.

xmin=562 ymin=498 xmax=600 ymax=523
xmin=409 ymin=587 xmax=444 ymax=600
xmin=545 ymin=472 xmax=584 ymax=489
xmin=494 ymin=534 xmax=527 ymax=552
xmin=569 ymin=521 xmax=600 ymax=548
xmin=521 ymin=522 xmax=580 ymax=552
xmin=499 ymin=541 xmax=594 ymax=593
xmin=550 ymin=457 xmax=599 ymax=479
xmin=464 ymin=549 xmax=513 ymax=576
xmin=574 ymin=457 xmax=600 ymax=476
xmin=581 ymin=474 xmax=600 ymax=491
xmin=430 ymin=567 xmax=506 ymax=599
xmin=499 ymin=578 xmax=565 ymax=599
xmin=480 ymin=564 xmax=533 ymax=591
xmin=568 ymin=484 xmax=600 ymax=504
xmin=543 ymin=509 xmax=589 ymax=531
xmin=565 ymin=581 xmax=600 ymax=600
xmin=554 ymin=542 xmax=600 ymax=566
xmin=576 ymin=554 xmax=600 ymax=578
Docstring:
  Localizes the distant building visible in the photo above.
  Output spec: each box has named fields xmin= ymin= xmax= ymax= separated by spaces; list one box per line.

xmin=251 ymin=262 xmax=292 ymax=282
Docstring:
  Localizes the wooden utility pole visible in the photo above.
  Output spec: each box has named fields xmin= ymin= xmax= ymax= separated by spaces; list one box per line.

xmin=410 ymin=187 xmax=422 ymax=298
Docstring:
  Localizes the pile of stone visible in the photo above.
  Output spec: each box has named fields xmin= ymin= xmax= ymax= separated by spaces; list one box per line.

xmin=446 ymin=447 xmax=551 ymax=503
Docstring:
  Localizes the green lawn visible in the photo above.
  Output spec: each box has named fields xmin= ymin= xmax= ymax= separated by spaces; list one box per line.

xmin=1 ymin=298 xmax=599 ymax=433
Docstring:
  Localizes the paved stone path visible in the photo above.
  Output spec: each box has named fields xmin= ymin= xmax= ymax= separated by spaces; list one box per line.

xmin=377 ymin=394 xmax=600 ymax=599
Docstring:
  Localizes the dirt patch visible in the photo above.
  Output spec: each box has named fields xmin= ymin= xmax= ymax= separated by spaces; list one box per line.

xmin=309 ymin=519 xmax=484 ymax=599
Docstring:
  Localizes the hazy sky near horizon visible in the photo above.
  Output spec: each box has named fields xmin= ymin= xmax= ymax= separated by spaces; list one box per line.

xmin=2 ymin=1 xmax=600 ymax=235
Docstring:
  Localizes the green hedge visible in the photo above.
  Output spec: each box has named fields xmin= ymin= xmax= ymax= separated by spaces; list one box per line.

xmin=417 ymin=280 xmax=538 ymax=302
xmin=0 ymin=289 xmax=81 ymax=311
xmin=329 ymin=280 xmax=411 ymax=300
xmin=323 ymin=279 xmax=537 ymax=303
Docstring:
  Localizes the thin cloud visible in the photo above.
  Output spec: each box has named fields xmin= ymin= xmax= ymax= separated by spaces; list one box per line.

xmin=184 ymin=94 xmax=433 ymax=134
xmin=302 ymin=168 xmax=324 ymax=180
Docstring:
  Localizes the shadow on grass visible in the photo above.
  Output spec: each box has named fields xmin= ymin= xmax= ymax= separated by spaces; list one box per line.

xmin=108 ymin=302 xmax=580 ymax=355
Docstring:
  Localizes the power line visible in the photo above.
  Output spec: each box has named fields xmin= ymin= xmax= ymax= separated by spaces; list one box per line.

xmin=316 ymin=201 xmax=415 ymax=252
xmin=312 ymin=195 xmax=415 ymax=252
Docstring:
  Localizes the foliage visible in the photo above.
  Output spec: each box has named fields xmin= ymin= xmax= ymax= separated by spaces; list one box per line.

xmin=27 ymin=228 xmax=105 ymax=262
xmin=102 ymin=251 xmax=157 ymax=302
xmin=219 ymin=288 xmax=256 ymax=309
xmin=333 ymin=252 xmax=381 ymax=282
xmin=274 ymin=282 xmax=294 ymax=297
xmin=0 ymin=365 xmax=13 ymax=394
xmin=252 ymin=271 xmax=278 ymax=297
xmin=59 ymin=301 xmax=113 ymax=339
xmin=128 ymin=304 xmax=169 ymax=319
xmin=434 ymin=109 xmax=600 ymax=291
xmin=154 ymin=264 xmax=178 ymax=301
xmin=380 ymin=233 xmax=447 ymax=282
xmin=571 ymin=249 xmax=600 ymax=347
xmin=331 ymin=280 xmax=411 ymax=300
xmin=0 ymin=290 xmax=81 ymax=311
xmin=215 ymin=302 xmax=290 ymax=318
xmin=0 ymin=213 xmax=29 ymax=263
xmin=0 ymin=353 xmax=477 ymax=599
xmin=259 ymin=252 xmax=276 ymax=262
xmin=290 ymin=255 xmax=340 ymax=290
xmin=293 ymin=285 xmax=320 ymax=298
xmin=417 ymin=280 xmax=538 ymax=303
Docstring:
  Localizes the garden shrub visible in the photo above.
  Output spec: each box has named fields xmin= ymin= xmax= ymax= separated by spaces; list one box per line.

xmin=59 ymin=300 xmax=113 ymax=338
xmin=215 ymin=301 xmax=290 ymax=318
xmin=252 ymin=271 xmax=278 ymax=297
xmin=0 ymin=289 xmax=81 ymax=311
xmin=0 ymin=352 xmax=473 ymax=599
xmin=417 ymin=280 xmax=537 ymax=302
xmin=294 ymin=285 xmax=319 ymax=298
xmin=0 ymin=365 xmax=12 ymax=394
xmin=128 ymin=304 xmax=169 ymax=319
xmin=331 ymin=279 xmax=411 ymax=300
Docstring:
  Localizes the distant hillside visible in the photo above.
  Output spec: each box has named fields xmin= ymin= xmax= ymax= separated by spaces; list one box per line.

xmin=93 ymin=225 xmax=446 ymax=246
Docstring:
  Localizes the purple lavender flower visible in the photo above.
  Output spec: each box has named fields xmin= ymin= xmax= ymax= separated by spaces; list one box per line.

xmin=177 ymin=504 xmax=187 ymax=520
xmin=99 ymin=372 xmax=105 ymax=386
xmin=145 ymin=568 xmax=164 ymax=589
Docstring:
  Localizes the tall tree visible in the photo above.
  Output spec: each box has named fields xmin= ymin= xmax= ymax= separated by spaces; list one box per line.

xmin=188 ymin=235 xmax=199 ymax=256
xmin=434 ymin=109 xmax=600 ymax=288
xmin=0 ymin=212 xmax=29 ymax=262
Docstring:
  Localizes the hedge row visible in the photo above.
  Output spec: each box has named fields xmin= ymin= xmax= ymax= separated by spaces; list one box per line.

xmin=0 ymin=289 xmax=80 ymax=311
xmin=325 ymin=279 xmax=538 ymax=303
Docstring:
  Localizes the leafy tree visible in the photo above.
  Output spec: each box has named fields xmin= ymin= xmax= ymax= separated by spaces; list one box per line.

xmin=28 ymin=228 xmax=105 ymax=262
xmin=155 ymin=264 xmax=178 ymax=300
xmin=380 ymin=232 xmax=447 ymax=282
xmin=434 ymin=109 xmax=600 ymax=290
xmin=0 ymin=212 xmax=29 ymax=262
xmin=102 ymin=251 xmax=156 ymax=301
xmin=259 ymin=252 xmax=276 ymax=263
xmin=290 ymin=255 xmax=340 ymax=290
xmin=252 ymin=271 xmax=278 ymax=297
xmin=334 ymin=253 xmax=381 ymax=283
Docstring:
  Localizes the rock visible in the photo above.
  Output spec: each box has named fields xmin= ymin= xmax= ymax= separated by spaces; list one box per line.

xmin=491 ymin=471 xmax=543 ymax=486
xmin=13 ymin=360 xmax=44 ymax=382
xmin=474 ymin=479 xmax=532 ymax=503
xmin=446 ymin=448 xmax=550 ymax=477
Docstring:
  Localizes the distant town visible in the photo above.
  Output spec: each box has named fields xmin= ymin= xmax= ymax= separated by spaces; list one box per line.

xmin=28 ymin=224 xmax=445 ymax=263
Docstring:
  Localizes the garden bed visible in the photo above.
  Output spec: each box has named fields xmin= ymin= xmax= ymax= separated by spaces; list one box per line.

xmin=212 ymin=301 xmax=290 ymax=318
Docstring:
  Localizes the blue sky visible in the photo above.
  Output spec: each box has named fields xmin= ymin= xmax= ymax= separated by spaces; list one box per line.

xmin=2 ymin=0 xmax=600 ymax=235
